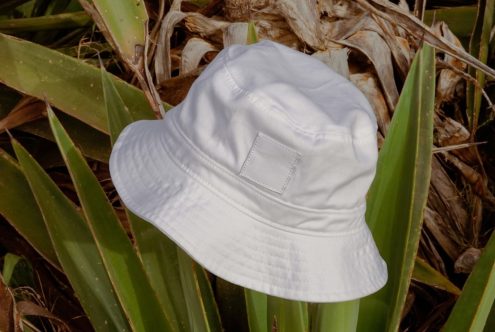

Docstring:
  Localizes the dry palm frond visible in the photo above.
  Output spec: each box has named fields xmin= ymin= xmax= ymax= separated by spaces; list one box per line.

xmin=312 ymin=47 xmax=350 ymax=78
xmin=180 ymin=37 xmax=218 ymax=74
xmin=337 ymin=30 xmax=399 ymax=110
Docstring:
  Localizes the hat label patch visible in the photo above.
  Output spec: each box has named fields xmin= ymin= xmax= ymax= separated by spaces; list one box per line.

xmin=239 ymin=132 xmax=301 ymax=194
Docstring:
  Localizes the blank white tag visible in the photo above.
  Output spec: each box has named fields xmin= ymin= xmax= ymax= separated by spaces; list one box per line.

xmin=239 ymin=132 xmax=301 ymax=194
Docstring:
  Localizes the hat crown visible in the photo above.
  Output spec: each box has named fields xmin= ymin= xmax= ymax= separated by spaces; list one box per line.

xmin=172 ymin=40 xmax=378 ymax=211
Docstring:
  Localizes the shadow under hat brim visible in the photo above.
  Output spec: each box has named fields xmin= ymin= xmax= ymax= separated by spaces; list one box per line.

xmin=109 ymin=118 xmax=388 ymax=303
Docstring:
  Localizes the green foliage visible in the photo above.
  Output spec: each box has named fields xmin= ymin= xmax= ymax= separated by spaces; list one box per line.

xmin=412 ymin=257 xmax=461 ymax=296
xmin=357 ymin=44 xmax=435 ymax=332
xmin=0 ymin=11 xmax=91 ymax=33
xmin=102 ymin=65 xmax=221 ymax=332
xmin=84 ymin=0 xmax=148 ymax=67
xmin=1 ymin=253 xmax=34 ymax=288
xmin=11 ymin=133 xmax=131 ymax=332
xmin=46 ymin=105 xmax=174 ymax=331
xmin=0 ymin=148 xmax=58 ymax=266
xmin=1 ymin=1 xmax=495 ymax=331
xmin=467 ymin=0 xmax=495 ymax=132
xmin=0 ymin=33 xmax=154 ymax=133
xmin=443 ymin=231 xmax=495 ymax=331
xmin=245 ymin=290 xmax=267 ymax=332
xmin=312 ymin=300 xmax=360 ymax=332
xmin=247 ymin=21 xmax=258 ymax=45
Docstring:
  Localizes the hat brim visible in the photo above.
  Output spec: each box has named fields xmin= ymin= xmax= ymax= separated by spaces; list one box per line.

xmin=109 ymin=118 xmax=388 ymax=303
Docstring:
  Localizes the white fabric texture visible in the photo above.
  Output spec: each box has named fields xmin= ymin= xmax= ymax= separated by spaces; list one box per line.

xmin=109 ymin=39 xmax=388 ymax=302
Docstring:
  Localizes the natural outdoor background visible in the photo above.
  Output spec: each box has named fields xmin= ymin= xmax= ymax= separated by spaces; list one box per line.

xmin=0 ymin=0 xmax=494 ymax=331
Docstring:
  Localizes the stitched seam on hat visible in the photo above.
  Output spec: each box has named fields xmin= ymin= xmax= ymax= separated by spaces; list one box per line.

xmin=167 ymin=223 xmax=386 ymax=299
xmin=169 ymin=115 xmax=366 ymax=215
xmin=239 ymin=133 xmax=301 ymax=194
xmin=162 ymin=120 xmax=367 ymax=236
xmin=281 ymin=151 xmax=301 ymax=192
xmin=166 ymin=223 xmax=386 ymax=300
xmin=164 ymin=141 xmax=366 ymax=237
xmin=222 ymin=49 xmax=377 ymax=140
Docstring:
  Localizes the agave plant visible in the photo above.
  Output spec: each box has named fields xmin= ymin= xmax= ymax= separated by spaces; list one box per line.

xmin=0 ymin=0 xmax=494 ymax=331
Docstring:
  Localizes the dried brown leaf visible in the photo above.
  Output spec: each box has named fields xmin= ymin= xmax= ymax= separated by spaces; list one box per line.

xmin=255 ymin=18 xmax=302 ymax=48
xmin=318 ymin=0 xmax=364 ymax=19
xmin=454 ymin=247 xmax=481 ymax=274
xmin=158 ymin=68 xmax=202 ymax=106
xmin=184 ymin=12 xmax=230 ymax=37
xmin=272 ymin=0 xmax=322 ymax=49
xmin=0 ymin=277 xmax=15 ymax=332
xmin=155 ymin=7 xmax=187 ymax=83
xmin=180 ymin=38 xmax=218 ymax=74
xmin=312 ymin=47 xmax=350 ymax=78
xmin=423 ymin=206 xmax=462 ymax=260
xmin=419 ymin=230 xmax=448 ymax=276
xmin=321 ymin=13 xmax=369 ymax=40
xmin=355 ymin=0 xmax=495 ymax=79
xmin=350 ymin=72 xmax=390 ymax=135
xmin=224 ymin=0 xmax=270 ymax=21
xmin=428 ymin=156 xmax=469 ymax=245
xmin=371 ymin=15 xmax=411 ymax=79
xmin=434 ymin=115 xmax=470 ymax=147
xmin=0 ymin=98 xmax=45 ymax=133
xmin=441 ymin=151 xmax=494 ymax=203
xmin=223 ymin=22 xmax=249 ymax=46
xmin=338 ymin=30 xmax=399 ymax=110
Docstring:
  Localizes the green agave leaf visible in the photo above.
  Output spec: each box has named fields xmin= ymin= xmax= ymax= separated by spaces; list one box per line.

xmin=247 ymin=21 xmax=258 ymax=45
xmin=102 ymin=66 xmax=187 ymax=331
xmin=178 ymin=249 xmax=223 ymax=332
xmin=127 ymin=212 xmax=191 ymax=332
xmin=10 ymin=137 xmax=130 ymax=332
xmin=245 ymin=289 xmax=267 ymax=332
xmin=2 ymin=253 xmax=22 ymax=286
xmin=443 ymin=231 xmax=495 ymax=332
xmin=357 ymin=44 xmax=435 ymax=332
xmin=267 ymin=297 xmax=307 ymax=332
xmin=18 ymin=111 xmax=111 ymax=163
xmin=0 ymin=11 xmax=91 ymax=33
xmin=483 ymin=302 xmax=495 ymax=332
xmin=85 ymin=0 xmax=148 ymax=67
xmin=46 ymin=106 xmax=174 ymax=331
xmin=413 ymin=257 xmax=461 ymax=295
xmin=0 ymin=32 xmax=155 ymax=133
xmin=424 ymin=6 xmax=477 ymax=38
xmin=0 ymin=0 xmax=32 ymax=13
xmin=195 ymin=263 xmax=223 ymax=331
xmin=312 ymin=300 xmax=359 ymax=332
xmin=466 ymin=0 xmax=494 ymax=131
xmin=0 ymin=148 xmax=58 ymax=266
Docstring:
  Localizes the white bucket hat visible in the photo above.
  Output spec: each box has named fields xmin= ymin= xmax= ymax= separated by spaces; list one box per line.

xmin=109 ymin=39 xmax=387 ymax=302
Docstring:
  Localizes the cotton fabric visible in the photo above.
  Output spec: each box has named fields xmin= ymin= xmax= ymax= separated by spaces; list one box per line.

xmin=109 ymin=39 xmax=388 ymax=302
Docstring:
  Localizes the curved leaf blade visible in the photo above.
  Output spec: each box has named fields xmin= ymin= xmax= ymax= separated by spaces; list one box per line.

xmin=267 ymin=297 xmax=307 ymax=332
xmin=443 ymin=231 xmax=495 ymax=332
xmin=0 ymin=33 xmax=154 ymax=133
xmin=10 ymin=138 xmax=130 ymax=332
xmin=312 ymin=300 xmax=359 ymax=332
xmin=0 ymin=149 xmax=58 ymax=266
xmin=102 ymin=67 xmax=187 ymax=331
xmin=357 ymin=44 xmax=435 ymax=332
xmin=85 ymin=0 xmax=148 ymax=66
xmin=245 ymin=289 xmax=267 ymax=332
xmin=177 ymin=249 xmax=223 ymax=332
xmin=413 ymin=257 xmax=461 ymax=296
xmin=46 ymin=106 xmax=174 ymax=332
